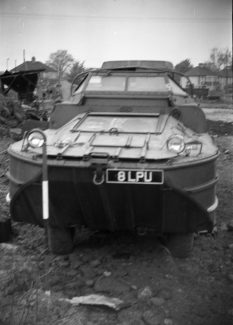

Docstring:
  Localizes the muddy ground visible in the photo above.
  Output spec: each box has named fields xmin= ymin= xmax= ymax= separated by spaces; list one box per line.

xmin=0 ymin=107 xmax=233 ymax=325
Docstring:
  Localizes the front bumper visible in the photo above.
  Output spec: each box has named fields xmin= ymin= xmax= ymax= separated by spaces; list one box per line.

xmin=7 ymin=151 xmax=219 ymax=234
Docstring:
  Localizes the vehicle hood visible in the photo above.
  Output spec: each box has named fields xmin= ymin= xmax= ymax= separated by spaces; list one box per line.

xmin=22 ymin=112 xmax=216 ymax=161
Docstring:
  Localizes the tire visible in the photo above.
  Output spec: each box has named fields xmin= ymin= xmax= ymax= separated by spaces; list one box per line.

xmin=47 ymin=224 xmax=74 ymax=255
xmin=166 ymin=233 xmax=194 ymax=258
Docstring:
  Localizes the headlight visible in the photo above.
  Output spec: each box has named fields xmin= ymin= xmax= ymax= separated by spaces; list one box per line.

xmin=167 ymin=135 xmax=185 ymax=153
xmin=27 ymin=130 xmax=45 ymax=148
xmin=185 ymin=141 xmax=202 ymax=156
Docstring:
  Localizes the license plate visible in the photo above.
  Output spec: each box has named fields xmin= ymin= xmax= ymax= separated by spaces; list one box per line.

xmin=106 ymin=169 xmax=164 ymax=184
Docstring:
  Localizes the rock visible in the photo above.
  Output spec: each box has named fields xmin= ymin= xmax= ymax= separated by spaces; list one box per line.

xmin=142 ymin=310 xmax=164 ymax=325
xmin=52 ymin=256 xmax=70 ymax=267
xmin=8 ymin=120 xmax=19 ymax=128
xmin=0 ymin=243 xmax=17 ymax=252
xmin=0 ymin=126 xmax=8 ymax=136
xmin=80 ymin=254 xmax=90 ymax=263
xmin=38 ymin=261 xmax=44 ymax=269
xmin=14 ymin=111 xmax=25 ymax=122
xmin=48 ymin=275 xmax=61 ymax=287
xmin=103 ymin=271 xmax=111 ymax=277
xmin=227 ymin=274 xmax=233 ymax=282
xmin=224 ymin=149 xmax=230 ymax=154
xmin=64 ymin=283 xmax=81 ymax=297
xmin=90 ymin=259 xmax=101 ymax=268
xmin=137 ymin=286 xmax=153 ymax=300
xmin=59 ymin=260 xmax=70 ymax=268
xmin=96 ymin=268 xmax=105 ymax=276
xmin=0 ymin=116 xmax=7 ymax=124
xmin=158 ymin=289 xmax=172 ymax=300
xmin=112 ymin=251 xmax=131 ymax=260
xmin=94 ymin=277 xmax=130 ymax=295
xmin=3 ymin=266 xmax=35 ymax=295
xmin=120 ymin=320 xmax=144 ymax=325
xmin=151 ymin=297 xmax=165 ymax=306
xmin=72 ymin=260 xmax=83 ymax=270
xmin=227 ymin=221 xmax=233 ymax=231
xmin=118 ymin=309 xmax=143 ymax=324
xmin=85 ymin=279 xmax=95 ymax=287
xmin=164 ymin=318 xmax=173 ymax=325
xmin=131 ymin=285 xmax=137 ymax=290
xmin=67 ymin=270 xmax=78 ymax=277
xmin=220 ymin=222 xmax=228 ymax=231
xmin=80 ymin=265 xmax=97 ymax=279
xmin=228 ymin=243 xmax=233 ymax=249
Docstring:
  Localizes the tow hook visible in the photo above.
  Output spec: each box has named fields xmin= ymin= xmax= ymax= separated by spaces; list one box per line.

xmin=90 ymin=153 xmax=108 ymax=186
xmin=93 ymin=166 xmax=105 ymax=185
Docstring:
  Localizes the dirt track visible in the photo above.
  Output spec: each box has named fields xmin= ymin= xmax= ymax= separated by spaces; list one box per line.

xmin=0 ymin=111 xmax=233 ymax=325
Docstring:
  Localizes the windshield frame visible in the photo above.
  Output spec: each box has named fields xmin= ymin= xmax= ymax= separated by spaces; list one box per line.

xmin=74 ymin=71 xmax=188 ymax=97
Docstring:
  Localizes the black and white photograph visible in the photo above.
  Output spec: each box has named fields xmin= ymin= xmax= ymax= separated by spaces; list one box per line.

xmin=0 ymin=0 xmax=232 ymax=324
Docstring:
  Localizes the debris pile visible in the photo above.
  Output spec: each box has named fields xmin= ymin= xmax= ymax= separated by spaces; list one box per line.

xmin=0 ymin=94 xmax=50 ymax=140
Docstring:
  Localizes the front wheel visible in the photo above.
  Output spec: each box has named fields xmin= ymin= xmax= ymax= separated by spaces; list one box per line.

xmin=47 ymin=224 xmax=74 ymax=255
xmin=166 ymin=233 xmax=194 ymax=258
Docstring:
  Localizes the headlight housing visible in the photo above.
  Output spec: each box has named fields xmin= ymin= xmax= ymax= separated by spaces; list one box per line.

xmin=167 ymin=135 xmax=185 ymax=154
xmin=185 ymin=141 xmax=202 ymax=157
xmin=27 ymin=130 xmax=45 ymax=148
xmin=167 ymin=135 xmax=202 ymax=157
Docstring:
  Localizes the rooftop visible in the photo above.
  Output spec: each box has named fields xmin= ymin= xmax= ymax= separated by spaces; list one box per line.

xmin=218 ymin=66 xmax=233 ymax=77
xmin=185 ymin=65 xmax=218 ymax=77
xmin=11 ymin=57 xmax=56 ymax=73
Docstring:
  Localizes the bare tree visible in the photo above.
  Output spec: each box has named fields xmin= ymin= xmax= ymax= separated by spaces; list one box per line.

xmin=217 ymin=48 xmax=232 ymax=70
xmin=204 ymin=47 xmax=232 ymax=71
xmin=46 ymin=50 xmax=74 ymax=82
xmin=175 ymin=59 xmax=193 ymax=74
xmin=174 ymin=59 xmax=193 ymax=83
xmin=66 ymin=61 xmax=86 ymax=82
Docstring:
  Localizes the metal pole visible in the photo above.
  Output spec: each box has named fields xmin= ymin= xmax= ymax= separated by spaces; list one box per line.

xmin=42 ymin=138 xmax=49 ymax=239
xmin=27 ymin=129 xmax=49 ymax=245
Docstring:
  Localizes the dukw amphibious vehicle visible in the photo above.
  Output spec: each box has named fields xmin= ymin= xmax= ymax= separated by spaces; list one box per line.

xmin=7 ymin=61 xmax=219 ymax=257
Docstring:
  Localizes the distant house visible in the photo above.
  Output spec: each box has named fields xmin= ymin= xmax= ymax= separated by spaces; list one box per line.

xmin=181 ymin=64 xmax=219 ymax=91
xmin=9 ymin=57 xmax=60 ymax=100
xmin=218 ymin=66 xmax=233 ymax=93
xmin=11 ymin=57 xmax=57 ymax=80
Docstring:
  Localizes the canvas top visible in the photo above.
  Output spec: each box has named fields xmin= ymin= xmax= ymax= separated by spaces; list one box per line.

xmin=101 ymin=60 xmax=173 ymax=71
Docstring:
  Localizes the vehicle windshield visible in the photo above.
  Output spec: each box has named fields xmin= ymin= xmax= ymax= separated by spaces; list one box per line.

xmin=86 ymin=76 xmax=126 ymax=91
xmin=127 ymin=77 xmax=166 ymax=91
xmin=73 ymin=115 xmax=158 ymax=133
xmin=84 ymin=75 xmax=187 ymax=95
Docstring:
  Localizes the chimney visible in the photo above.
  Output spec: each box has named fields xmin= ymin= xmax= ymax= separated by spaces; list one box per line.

xmin=31 ymin=56 xmax=36 ymax=62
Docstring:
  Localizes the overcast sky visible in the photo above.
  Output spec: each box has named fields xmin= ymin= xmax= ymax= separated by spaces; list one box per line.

xmin=0 ymin=0 xmax=232 ymax=70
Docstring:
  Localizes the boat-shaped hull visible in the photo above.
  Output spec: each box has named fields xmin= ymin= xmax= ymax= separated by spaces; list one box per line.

xmin=8 ymin=149 xmax=218 ymax=234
